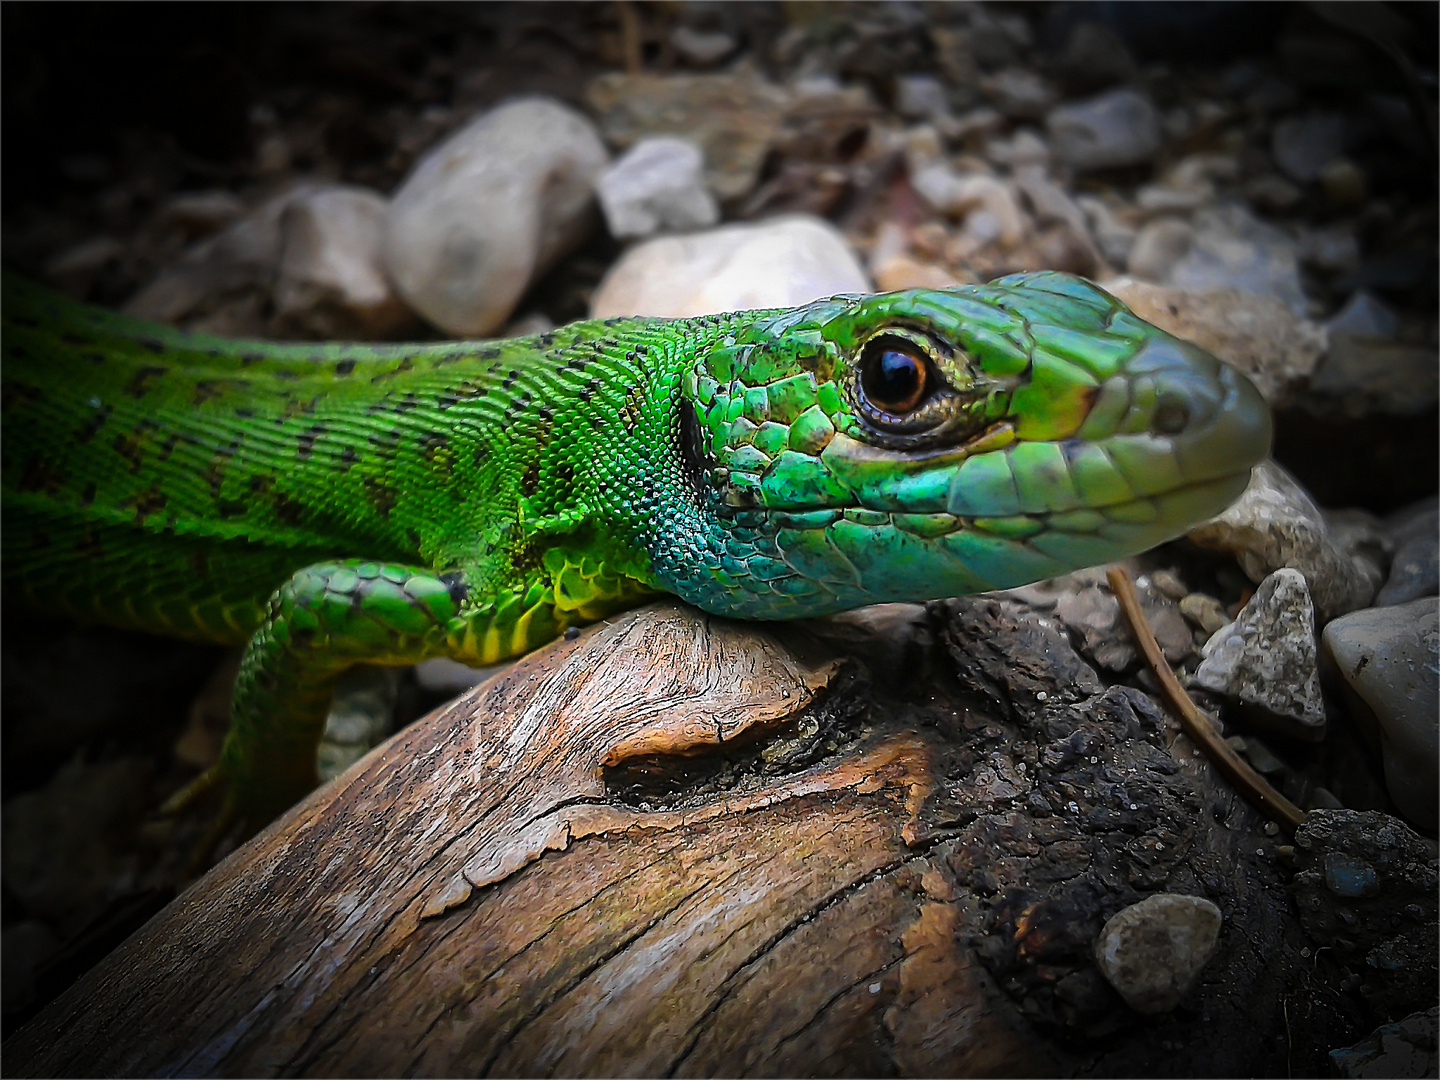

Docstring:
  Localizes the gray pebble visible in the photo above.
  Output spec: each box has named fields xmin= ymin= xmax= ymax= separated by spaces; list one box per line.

xmin=1094 ymin=894 xmax=1223 ymax=1015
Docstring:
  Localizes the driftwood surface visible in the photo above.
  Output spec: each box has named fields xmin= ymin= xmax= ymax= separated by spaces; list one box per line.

xmin=8 ymin=599 xmax=1361 ymax=1077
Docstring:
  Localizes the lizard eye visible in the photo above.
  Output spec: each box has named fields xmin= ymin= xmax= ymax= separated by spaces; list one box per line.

xmin=858 ymin=334 xmax=931 ymax=416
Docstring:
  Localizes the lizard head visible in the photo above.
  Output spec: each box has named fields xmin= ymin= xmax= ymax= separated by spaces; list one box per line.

xmin=651 ymin=271 xmax=1271 ymax=618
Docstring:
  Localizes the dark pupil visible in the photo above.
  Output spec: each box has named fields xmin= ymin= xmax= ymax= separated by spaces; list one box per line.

xmin=863 ymin=346 xmax=926 ymax=412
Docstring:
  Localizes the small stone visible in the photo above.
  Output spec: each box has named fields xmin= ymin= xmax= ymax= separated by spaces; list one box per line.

xmin=1054 ymin=20 xmax=1138 ymax=93
xmin=1271 ymin=110 xmax=1351 ymax=183
xmin=595 ymin=136 xmax=719 ymax=240
xmin=1298 ymin=225 xmax=1361 ymax=276
xmin=894 ymin=74 xmax=951 ymax=120
xmin=1244 ymin=173 xmax=1304 ymax=212
xmin=1168 ymin=203 xmax=1307 ymax=319
xmin=1188 ymin=462 xmax=1383 ymax=622
xmin=1330 ymin=1008 xmax=1439 ymax=1079
xmin=1075 ymin=194 xmax=1137 ymax=267
xmin=1127 ymin=218 xmax=1194 ymax=282
xmin=1235 ymin=736 xmax=1288 ymax=776
xmin=383 ymin=97 xmax=609 ymax=337
xmin=1094 ymin=894 xmax=1223 ymax=1015
xmin=1101 ymin=279 xmax=1326 ymax=407
xmin=273 ymin=185 xmax=415 ymax=340
xmin=981 ymin=68 xmax=1055 ymax=120
xmin=1318 ymin=158 xmax=1367 ymax=207
xmin=1194 ymin=568 xmax=1326 ymax=739
xmin=1149 ymin=569 xmax=1188 ymax=600
xmin=1322 ymin=597 xmax=1439 ymax=831
xmin=155 ymin=190 xmax=247 ymax=237
xmin=1012 ymin=165 xmax=1101 ymax=271
xmin=910 ymin=166 xmax=1026 ymax=246
xmin=945 ymin=106 xmax=1007 ymax=143
xmin=125 ymin=182 xmax=323 ymax=333
xmin=317 ymin=667 xmax=399 ymax=782
xmin=587 ymin=71 xmax=788 ymax=201
xmin=1326 ymin=290 xmax=1401 ymax=339
xmin=669 ymin=24 xmax=737 ymax=66
xmin=1179 ymin=593 xmax=1230 ymax=636
xmin=1047 ymin=88 xmax=1162 ymax=171
xmin=983 ymin=128 xmax=1051 ymax=169
xmin=872 ymin=255 xmax=960 ymax=293
xmin=589 ymin=214 xmax=869 ymax=319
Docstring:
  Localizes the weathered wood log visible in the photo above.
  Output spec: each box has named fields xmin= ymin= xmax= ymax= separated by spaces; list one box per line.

xmin=7 ymin=599 xmax=1364 ymax=1077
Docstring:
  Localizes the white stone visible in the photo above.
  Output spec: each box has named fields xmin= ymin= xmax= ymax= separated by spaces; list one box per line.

xmin=273 ymin=186 xmax=413 ymax=338
xmin=589 ymin=215 xmax=870 ymax=319
xmin=1322 ymin=598 xmax=1439 ymax=831
xmin=383 ymin=97 xmax=608 ymax=336
xmin=910 ymin=165 xmax=1026 ymax=246
xmin=1095 ymin=894 xmax=1223 ymax=1015
xmin=595 ymin=136 xmax=719 ymax=240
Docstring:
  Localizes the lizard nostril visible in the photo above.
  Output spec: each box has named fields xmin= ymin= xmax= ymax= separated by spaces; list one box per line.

xmin=1152 ymin=398 xmax=1190 ymax=435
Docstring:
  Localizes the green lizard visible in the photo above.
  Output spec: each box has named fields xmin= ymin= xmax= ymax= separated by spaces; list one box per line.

xmin=2 ymin=270 xmax=1270 ymax=837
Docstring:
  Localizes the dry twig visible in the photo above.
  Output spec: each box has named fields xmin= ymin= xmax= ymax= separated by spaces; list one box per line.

xmin=1107 ymin=566 xmax=1308 ymax=832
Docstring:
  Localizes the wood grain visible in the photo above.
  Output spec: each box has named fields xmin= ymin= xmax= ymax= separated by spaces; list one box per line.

xmin=6 ymin=602 xmax=1046 ymax=1077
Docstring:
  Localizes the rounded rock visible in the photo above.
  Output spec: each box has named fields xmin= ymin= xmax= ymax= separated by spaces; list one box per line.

xmin=1321 ymin=597 xmax=1439 ymax=831
xmin=589 ymin=215 xmax=869 ymax=319
xmin=1094 ymin=894 xmax=1223 ymax=1015
xmin=383 ymin=97 xmax=608 ymax=337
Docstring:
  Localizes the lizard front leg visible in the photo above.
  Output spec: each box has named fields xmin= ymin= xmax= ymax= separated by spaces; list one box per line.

xmin=169 ymin=558 xmax=562 ymax=841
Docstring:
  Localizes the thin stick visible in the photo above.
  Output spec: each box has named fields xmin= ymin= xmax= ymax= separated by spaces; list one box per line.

xmin=615 ymin=0 xmax=643 ymax=73
xmin=1107 ymin=566 xmax=1308 ymax=833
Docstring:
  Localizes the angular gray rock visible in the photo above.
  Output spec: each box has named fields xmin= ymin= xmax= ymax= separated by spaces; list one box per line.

xmin=1194 ymin=568 xmax=1326 ymax=740
xmin=383 ymin=97 xmax=608 ymax=337
xmin=595 ymin=136 xmax=719 ymax=240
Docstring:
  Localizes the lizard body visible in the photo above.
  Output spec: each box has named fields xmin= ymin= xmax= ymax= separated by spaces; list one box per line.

xmin=2 ymin=270 xmax=1270 ymax=830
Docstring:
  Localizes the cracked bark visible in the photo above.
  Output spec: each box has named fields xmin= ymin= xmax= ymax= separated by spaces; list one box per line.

xmin=7 ymin=599 xmax=1375 ymax=1077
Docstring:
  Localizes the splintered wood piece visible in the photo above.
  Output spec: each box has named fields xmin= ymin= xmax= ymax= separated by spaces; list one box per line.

xmin=7 ymin=602 xmax=1046 ymax=1078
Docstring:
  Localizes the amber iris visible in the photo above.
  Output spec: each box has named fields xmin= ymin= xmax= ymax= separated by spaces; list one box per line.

xmin=859 ymin=336 xmax=930 ymax=415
